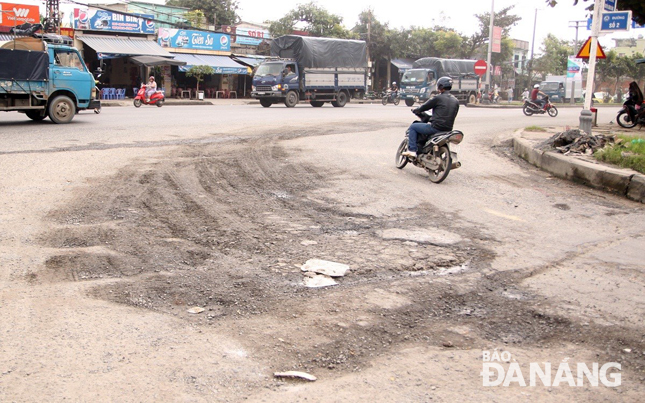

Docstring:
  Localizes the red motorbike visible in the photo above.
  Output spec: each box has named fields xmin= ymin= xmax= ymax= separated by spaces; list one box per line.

xmin=133 ymin=84 xmax=164 ymax=107
xmin=522 ymin=96 xmax=558 ymax=117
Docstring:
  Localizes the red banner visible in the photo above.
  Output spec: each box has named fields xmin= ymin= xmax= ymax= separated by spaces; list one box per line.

xmin=492 ymin=26 xmax=502 ymax=53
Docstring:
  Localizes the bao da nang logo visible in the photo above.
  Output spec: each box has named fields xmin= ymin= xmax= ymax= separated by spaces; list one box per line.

xmin=481 ymin=350 xmax=621 ymax=387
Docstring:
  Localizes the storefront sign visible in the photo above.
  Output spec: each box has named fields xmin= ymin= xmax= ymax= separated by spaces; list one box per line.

xmin=0 ymin=2 xmax=39 ymax=27
xmin=73 ymin=8 xmax=154 ymax=34
xmin=235 ymin=27 xmax=270 ymax=46
xmin=158 ymin=28 xmax=230 ymax=52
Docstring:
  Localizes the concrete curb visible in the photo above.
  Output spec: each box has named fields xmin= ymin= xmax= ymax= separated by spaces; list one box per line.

xmin=512 ymin=134 xmax=645 ymax=203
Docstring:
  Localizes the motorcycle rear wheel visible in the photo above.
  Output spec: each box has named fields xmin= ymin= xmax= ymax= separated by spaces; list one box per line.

xmin=156 ymin=99 xmax=164 ymax=107
xmin=427 ymin=145 xmax=451 ymax=184
xmin=617 ymin=110 xmax=637 ymax=128
xmin=393 ymin=97 xmax=400 ymax=106
xmin=395 ymin=139 xmax=409 ymax=169
xmin=522 ymin=105 xmax=534 ymax=116
xmin=547 ymin=105 xmax=558 ymax=117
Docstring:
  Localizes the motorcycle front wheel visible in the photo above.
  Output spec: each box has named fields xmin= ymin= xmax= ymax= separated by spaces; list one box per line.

xmin=547 ymin=105 xmax=558 ymax=117
xmin=133 ymin=99 xmax=142 ymax=108
xmin=382 ymin=97 xmax=388 ymax=106
xmin=427 ymin=145 xmax=451 ymax=184
xmin=395 ymin=139 xmax=409 ymax=169
xmin=522 ymin=104 xmax=534 ymax=116
xmin=617 ymin=110 xmax=637 ymax=128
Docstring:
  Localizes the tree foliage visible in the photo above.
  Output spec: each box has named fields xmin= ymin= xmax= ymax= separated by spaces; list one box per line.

xmin=547 ymin=0 xmax=645 ymax=25
xmin=166 ymin=0 xmax=240 ymax=26
xmin=460 ymin=6 xmax=521 ymax=59
xmin=531 ymin=34 xmax=574 ymax=78
xmin=185 ymin=65 xmax=214 ymax=93
xmin=266 ymin=2 xmax=354 ymax=38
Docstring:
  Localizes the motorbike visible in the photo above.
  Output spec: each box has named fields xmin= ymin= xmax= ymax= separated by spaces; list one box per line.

xmin=133 ymin=84 xmax=164 ymax=108
xmin=617 ymin=102 xmax=645 ymax=128
xmin=523 ymin=96 xmax=558 ymax=117
xmin=382 ymin=89 xmax=400 ymax=106
xmin=395 ymin=109 xmax=464 ymax=184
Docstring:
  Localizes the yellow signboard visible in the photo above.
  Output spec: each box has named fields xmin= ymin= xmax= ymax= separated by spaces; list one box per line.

xmin=576 ymin=37 xmax=606 ymax=59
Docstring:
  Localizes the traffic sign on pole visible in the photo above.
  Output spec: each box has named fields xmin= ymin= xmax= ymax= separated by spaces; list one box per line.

xmin=604 ymin=0 xmax=616 ymax=12
xmin=474 ymin=60 xmax=487 ymax=76
xmin=601 ymin=11 xmax=632 ymax=31
xmin=576 ymin=36 xmax=606 ymax=59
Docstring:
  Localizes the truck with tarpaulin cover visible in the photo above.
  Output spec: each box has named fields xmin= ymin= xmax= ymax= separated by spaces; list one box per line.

xmin=399 ymin=57 xmax=480 ymax=106
xmin=0 ymin=37 xmax=100 ymax=123
xmin=251 ymin=35 xmax=368 ymax=107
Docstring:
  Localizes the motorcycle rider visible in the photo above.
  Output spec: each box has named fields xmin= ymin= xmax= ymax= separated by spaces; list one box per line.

xmin=402 ymin=76 xmax=459 ymax=158
xmin=145 ymin=76 xmax=157 ymax=102
xmin=390 ymin=81 xmax=399 ymax=102
xmin=531 ymin=84 xmax=547 ymax=109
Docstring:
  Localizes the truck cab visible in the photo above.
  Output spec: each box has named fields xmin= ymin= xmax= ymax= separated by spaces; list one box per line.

xmin=251 ymin=60 xmax=300 ymax=107
xmin=399 ymin=68 xmax=437 ymax=106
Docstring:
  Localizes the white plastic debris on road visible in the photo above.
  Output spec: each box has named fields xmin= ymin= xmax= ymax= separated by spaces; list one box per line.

xmin=301 ymin=259 xmax=350 ymax=277
xmin=187 ymin=307 xmax=205 ymax=314
xmin=274 ymin=371 xmax=317 ymax=381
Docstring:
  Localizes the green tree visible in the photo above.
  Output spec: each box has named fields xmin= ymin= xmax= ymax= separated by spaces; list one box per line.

xmin=185 ymin=65 xmax=214 ymax=94
xmin=460 ymin=5 xmax=521 ymax=59
xmin=166 ymin=0 xmax=239 ymax=26
xmin=266 ymin=2 xmax=354 ymax=38
xmin=531 ymin=34 xmax=574 ymax=79
xmin=183 ymin=9 xmax=206 ymax=29
xmin=547 ymin=0 xmax=645 ymax=25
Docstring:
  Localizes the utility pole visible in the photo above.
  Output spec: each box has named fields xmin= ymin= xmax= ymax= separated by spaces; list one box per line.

xmin=569 ymin=20 xmax=586 ymax=105
xmin=527 ymin=9 xmax=538 ymax=92
xmin=485 ymin=0 xmax=495 ymax=102
xmin=367 ymin=10 xmax=371 ymax=92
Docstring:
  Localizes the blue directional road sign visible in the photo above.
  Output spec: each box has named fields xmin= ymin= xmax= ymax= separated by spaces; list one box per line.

xmin=604 ymin=0 xmax=616 ymax=12
xmin=601 ymin=11 xmax=632 ymax=31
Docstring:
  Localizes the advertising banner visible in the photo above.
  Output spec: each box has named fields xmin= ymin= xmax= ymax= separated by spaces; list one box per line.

xmin=567 ymin=56 xmax=582 ymax=79
xmin=491 ymin=26 xmax=502 ymax=53
xmin=73 ymin=8 xmax=154 ymax=34
xmin=235 ymin=27 xmax=270 ymax=46
xmin=158 ymin=28 xmax=231 ymax=52
xmin=0 ymin=2 xmax=39 ymax=27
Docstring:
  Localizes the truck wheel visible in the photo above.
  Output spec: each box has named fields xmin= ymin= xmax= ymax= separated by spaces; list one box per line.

xmin=331 ymin=91 xmax=348 ymax=107
xmin=405 ymin=99 xmax=415 ymax=107
xmin=48 ymin=95 xmax=76 ymax=124
xmin=284 ymin=91 xmax=299 ymax=107
xmin=310 ymin=101 xmax=324 ymax=107
xmin=467 ymin=93 xmax=477 ymax=105
xmin=26 ymin=110 xmax=46 ymax=121
xmin=260 ymin=99 xmax=272 ymax=108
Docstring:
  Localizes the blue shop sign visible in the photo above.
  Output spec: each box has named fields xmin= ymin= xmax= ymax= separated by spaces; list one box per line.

xmin=74 ymin=8 xmax=154 ymax=34
xmin=158 ymin=28 xmax=231 ymax=52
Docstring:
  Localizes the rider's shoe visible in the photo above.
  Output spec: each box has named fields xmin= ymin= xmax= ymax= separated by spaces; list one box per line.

xmin=402 ymin=150 xmax=417 ymax=158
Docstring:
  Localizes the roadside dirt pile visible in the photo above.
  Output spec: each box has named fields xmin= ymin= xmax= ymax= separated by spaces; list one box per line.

xmin=539 ymin=129 xmax=613 ymax=155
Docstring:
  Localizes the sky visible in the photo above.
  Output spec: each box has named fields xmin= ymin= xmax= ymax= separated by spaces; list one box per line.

xmin=18 ymin=0 xmax=645 ymax=55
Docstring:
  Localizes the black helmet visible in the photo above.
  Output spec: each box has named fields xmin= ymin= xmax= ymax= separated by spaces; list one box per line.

xmin=437 ymin=76 xmax=452 ymax=91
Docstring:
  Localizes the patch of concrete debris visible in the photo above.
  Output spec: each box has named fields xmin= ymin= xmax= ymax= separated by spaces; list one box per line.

xmin=538 ymin=129 xmax=614 ymax=155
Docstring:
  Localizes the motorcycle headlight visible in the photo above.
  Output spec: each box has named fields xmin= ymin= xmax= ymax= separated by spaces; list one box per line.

xmin=252 ymin=85 xmax=256 ymax=91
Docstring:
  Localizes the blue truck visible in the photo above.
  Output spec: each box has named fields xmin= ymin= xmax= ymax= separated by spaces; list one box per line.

xmin=398 ymin=57 xmax=480 ymax=107
xmin=251 ymin=35 xmax=368 ymax=108
xmin=0 ymin=37 xmax=100 ymax=123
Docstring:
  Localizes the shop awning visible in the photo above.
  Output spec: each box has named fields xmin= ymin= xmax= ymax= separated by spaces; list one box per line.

xmin=170 ymin=53 xmax=249 ymax=74
xmin=391 ymin=58 xmax=415 ymax=71
xmin=232 ymin=55 xmax=268 ymax=67
xmin=78 ymin=34 xmax=172 ymax=58
xmin=130 ymin=55 xmax=186 ymax=67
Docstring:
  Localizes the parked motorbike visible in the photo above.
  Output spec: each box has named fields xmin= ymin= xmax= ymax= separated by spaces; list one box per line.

xmin=523 ymin=96 xmax=558 ymax=117
xmin=617 ymin=102 xmax=645 ymax=128
xmin=395 ymin=109 xmax=464 ymax=183
xmin=133 ymin=84 xmax=164 ymax=107
xmin=382 ymin=89 xmax=400 ymax=106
